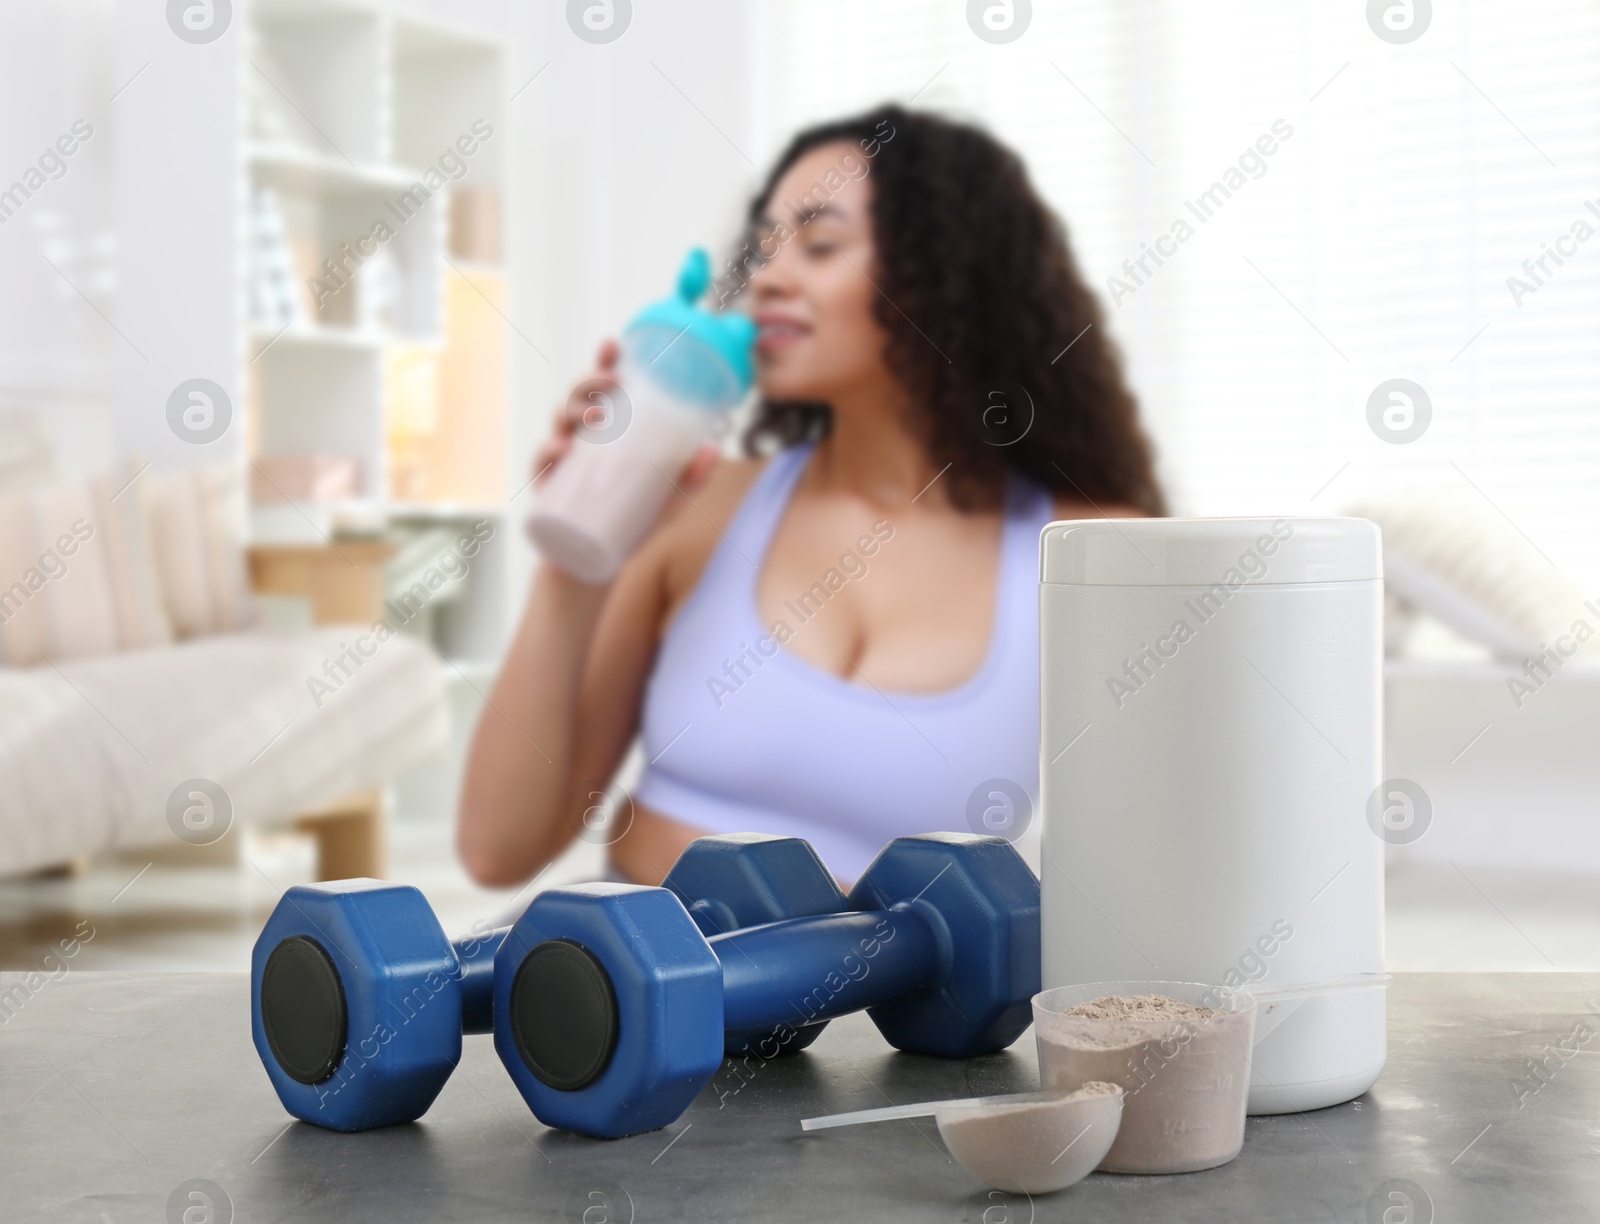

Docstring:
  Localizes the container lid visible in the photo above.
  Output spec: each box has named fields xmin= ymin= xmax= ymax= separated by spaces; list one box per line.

xmin=1039 ymin=516 xmax=1381 ymax=586
xmin=624 ymin=248 xmax=758 ymax=406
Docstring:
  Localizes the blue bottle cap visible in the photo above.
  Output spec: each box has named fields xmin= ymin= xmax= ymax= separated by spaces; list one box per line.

xmin=623 ymin=249 xmax=758 ymax=410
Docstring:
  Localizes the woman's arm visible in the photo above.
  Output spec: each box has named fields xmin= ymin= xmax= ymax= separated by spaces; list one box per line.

xmin=456 ymin=329 xmax=752 ymax=886
xmin=456 ymin=337 xmax=690 ymax=886
xmin=456 ymin=460 xmax=748 ymax=886
xmin=454 ymin=544 xmax=669 ymax=887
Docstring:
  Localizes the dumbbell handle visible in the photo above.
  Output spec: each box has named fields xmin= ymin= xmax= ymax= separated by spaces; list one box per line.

xmin=452 ymin=927 xmax=510 ymax=1034
xmin=712 ymin=909 xmax=938 ymax=1035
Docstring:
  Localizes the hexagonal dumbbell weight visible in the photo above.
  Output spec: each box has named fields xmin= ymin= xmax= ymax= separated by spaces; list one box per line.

xmin=495 ymin=833 xmax=1040 ymax=1138
xmin=250 ymin=880 xmax=508 ymax=1132
xmin=251 ymin=834 xmax=843 ymax=1131
xmin=661 ymin=831 xmax=846 ymax=1055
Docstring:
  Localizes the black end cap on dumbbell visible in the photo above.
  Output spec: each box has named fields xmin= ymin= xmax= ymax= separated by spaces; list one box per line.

xmin=510 ymin=939 xmax=618 ymax=1091
xmin=261 ymin=935 xmax=347 ymax=1085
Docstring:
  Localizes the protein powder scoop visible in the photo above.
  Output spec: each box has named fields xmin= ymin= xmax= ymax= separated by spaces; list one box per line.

xmin=801 ymin=1082 xmax=1124 ymax=1194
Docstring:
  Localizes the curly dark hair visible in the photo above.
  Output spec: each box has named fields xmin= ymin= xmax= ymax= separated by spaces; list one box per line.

xmin=731 ymin=104 xmax=1166 ymax=516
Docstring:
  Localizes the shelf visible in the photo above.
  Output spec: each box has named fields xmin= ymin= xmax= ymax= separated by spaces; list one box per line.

xmin=251 ymin=323 xmax=386 ymax=351
xmin=228 ymin=4 xmax=511 ymax=668
xmin=388 ymin=502 xmax=507 ymax=521
xmin=250 ymin=499 xmax=388 ymax=546
xmin=249 ymin=497 xmax=506 ymax=538
xmin=253 ymin=0 xmax=374 ymax=19
xmin=247 ymin=143 xmax=429 ymax=198
xmin=392 ymin=11 xmax=506 ymax=56
xmin=438 ymin=657 xmax=500 ymax=683
xmin=444 ymin=258 xmax=505 ymax=278
xmin=253 ymin=0 xmax=505 ymax=51
xmin=250 ymin=324 xmax=447 ymax=353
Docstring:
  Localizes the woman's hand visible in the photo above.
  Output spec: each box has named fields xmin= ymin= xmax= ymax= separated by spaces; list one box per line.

xmin=532 ymin=339 xmax=622 ymax=487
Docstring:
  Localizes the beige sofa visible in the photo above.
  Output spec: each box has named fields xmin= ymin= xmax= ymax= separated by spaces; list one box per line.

xmin=0 ymin=625 xmax=446 ymax=878
xmin=0 ymin=411 xmax=447 ymax=879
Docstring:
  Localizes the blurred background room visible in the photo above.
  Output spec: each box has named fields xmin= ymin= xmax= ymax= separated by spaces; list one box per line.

xmin=1 ymin=0 xmax=1596 ymax=977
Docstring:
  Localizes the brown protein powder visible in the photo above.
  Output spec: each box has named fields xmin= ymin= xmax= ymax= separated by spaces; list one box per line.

xmin=1034 ymin=992 xmax=1255 ymax=1174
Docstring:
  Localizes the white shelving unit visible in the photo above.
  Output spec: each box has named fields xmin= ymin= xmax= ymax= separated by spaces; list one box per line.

xmin=117 ymin=0 xmax=515 ymax=666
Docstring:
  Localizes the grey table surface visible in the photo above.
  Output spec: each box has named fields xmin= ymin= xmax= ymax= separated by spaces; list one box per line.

xmin=1 ymin=973 xmax=1597 ymax=1223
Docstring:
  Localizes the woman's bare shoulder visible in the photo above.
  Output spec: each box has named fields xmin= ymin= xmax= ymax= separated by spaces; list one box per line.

xmin=637 ymin=454 xmax=769 ymax=601
xmin=1050 ymin=494 xmax=1149 ymax=521
xmin=675 ymin=455 xmax=767 ymax=524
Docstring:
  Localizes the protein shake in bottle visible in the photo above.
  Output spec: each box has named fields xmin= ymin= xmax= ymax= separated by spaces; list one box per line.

xmin=526 ymin=248 xmax=757 ymax=583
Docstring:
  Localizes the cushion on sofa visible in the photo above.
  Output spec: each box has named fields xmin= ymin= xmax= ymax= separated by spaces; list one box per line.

xmin=142 ymin=463 xmax=256 ymax=638
xmin=0 ymin=459 xmax=173 ymax=665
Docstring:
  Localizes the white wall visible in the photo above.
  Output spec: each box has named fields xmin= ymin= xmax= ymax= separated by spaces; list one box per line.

xmin=506 ymin=0 xmax=761 ymax=603
xmin=0 ymin=0 xmax=119 ymax=478
xmin=755 ymin=0 xmax=1600 ymax=589
xmin=113 ymin=0 xmax=245 ymax=474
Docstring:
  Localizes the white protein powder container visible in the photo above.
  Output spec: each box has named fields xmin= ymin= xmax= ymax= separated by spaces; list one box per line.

xmin=1037 ymin=516 xmax=1386 ymax=1114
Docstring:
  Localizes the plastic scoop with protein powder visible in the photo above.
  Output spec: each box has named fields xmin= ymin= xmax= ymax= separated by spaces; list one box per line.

xmin=526 ymin=248 xmax=758 ymax=583
xmin=801 ymin=1082 xmax=1124 ymax=1195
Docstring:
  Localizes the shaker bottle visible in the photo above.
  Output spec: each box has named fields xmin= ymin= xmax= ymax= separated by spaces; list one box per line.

xmin=1037 ymin=516 xmax=1387 ymax=1114
xmin=526 ymin=248 xmax=758 ymax=583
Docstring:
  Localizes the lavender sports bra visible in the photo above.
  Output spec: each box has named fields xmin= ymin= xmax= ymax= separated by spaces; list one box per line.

xmin=633 ymin=441 xmax=1054 ymax=881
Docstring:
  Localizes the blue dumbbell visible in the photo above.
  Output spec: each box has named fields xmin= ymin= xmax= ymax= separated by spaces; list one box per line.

xmin=493 ymin=833 xmax=1040 ymax=1138
xmin=250 ymin=880 xmax=507 ymax=1131
xmin=661 ymin=832 xmax=846 ymax=1055
xmin=250 ymin=834 xmax=843 ymax=1132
